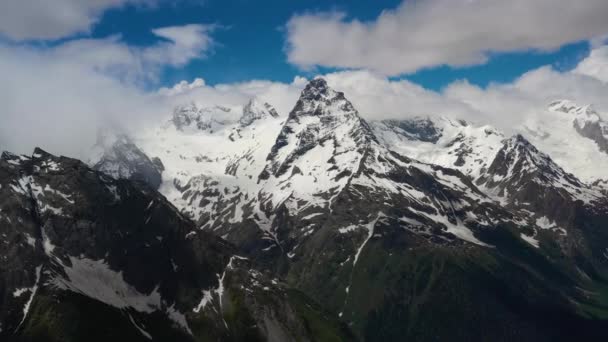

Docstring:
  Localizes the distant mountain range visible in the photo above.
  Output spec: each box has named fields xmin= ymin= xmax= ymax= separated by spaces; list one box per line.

xmin=2 ymin=78 xmax=608 ymax=341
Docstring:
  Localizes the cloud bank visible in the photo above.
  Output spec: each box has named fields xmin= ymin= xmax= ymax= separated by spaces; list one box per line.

xmin=286 ymin=0 xmax=608 ymax=75
xmin=0 ymin=24 xmax=216 ymax=158
xmin=574 ymin=45 xmax=608 ymax=83
xmin=180 ymin=46 xmax=608 ymax=134
xmin=3 ymin=38 xmax=608 ymax=160
xmin=2 ymin=0 xmax=608 ymax=163
xmin=0 ymin=0 xmax=154 ymax=41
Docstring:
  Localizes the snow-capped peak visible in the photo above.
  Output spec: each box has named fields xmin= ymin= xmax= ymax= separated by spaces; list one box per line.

xmin=240 ymin=98 xmax=279 ymax=127
xmin=477 ymin=133 xmax=598 ymax=204
xmin=496 ymin=133 xmax=563 ymax=176
xmin=264 ymin=78 xmax=372 ymax=165
xmin=372 ymin=116 xmax=504 ymax=181
xmin=378 ymin=116 xmax=444 ymax=143
xmin=257 ymin=78 xmax=376 ymax=214
xmin=547 ymin=99 xmax=608 ymax=155
xmin=171 ymin=103 xmax=238 ymax=132
xmin=289 ymin=77 xmax=358 ymax=120
xmin=574 ymin=109 xmax=602 ymax=131
xmin=299 ymin=77 xmax=332 ymax=101
xmin=548 ymin=99 xmax=597 ymax=117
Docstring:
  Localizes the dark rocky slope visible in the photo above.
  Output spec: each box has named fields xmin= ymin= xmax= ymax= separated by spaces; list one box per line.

xmin=0 ymin=148 xmax=352 ymax=342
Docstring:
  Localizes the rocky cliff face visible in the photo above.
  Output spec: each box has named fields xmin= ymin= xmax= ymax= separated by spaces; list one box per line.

xmin=93 ymin=135 xmax=165 ymax=189
xmin=240 ymin=99 xmax=279 ymax=127
xmin=0 ymin=148 xmax=352 ymax=342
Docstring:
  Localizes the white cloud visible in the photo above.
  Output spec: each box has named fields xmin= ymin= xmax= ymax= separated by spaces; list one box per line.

xmin=44 ymin=24 xmax=214 ymax=84
xmin=164 ymin=51 xmax=608 ymax=138
xmin=286 ymin=0 xmax=608 ymax=75
xmin=317 ymin=46 xmax=608 ymax=134
xmin=159 ymin=78 xmax=206 ymax=96
xmin=0 ymin=24 xmax=216 ymax=158
xmin=145 ymin=24 xmax=216 ymax=66
xmin=325 ymin=48 xmax=608 ymax=129
xmin=443 ymin=49 xmax=608 ymax=127
xmin=0 ymin=42 xmax=163 ymax=159
xmin=161 ymin=77 xmax=305 ymax=118
xmin=323 ymin=70 xmax=478 ymax=121
xmin=0 ymin=0 xmax=153 ymax=41
xmin=2 ymin=15 xmax=608 ymax=167
xmin=574 ymin=45 xmax=608 ymax=83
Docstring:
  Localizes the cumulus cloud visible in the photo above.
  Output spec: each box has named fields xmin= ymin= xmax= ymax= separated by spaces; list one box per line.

xmin=160 ymin=77 xmax=306 ymax=118
xmin=2 ymin=15 xmax=608 ymax=165
xmin=43 ymin=24 xmax=215 ymax=84
xmin=166 ymin=46 xmax=608 ymax=138
xmin=574 ymin=45 xmax=608 ymax=83
xmin=0 ymin=43 xmax=165 ymax=159
xmin=145 ymin=24 xmax=216 ymax=66
xmin=0 ymin=0 xmax=154 ymax=41
xmin=159 ymin=78 xmax=207 ymax=96
xmin=317 ymin=46 xmax=608 ymax=135
xmin=286 ymin=0 xmax=608 ymax=75
xmin=441 ymin=47 xmax=608 ymax=131
xmin=0 ymin=24 xmax=216 ymax=158
xmin=323 ymin=70 xmax=478 ymax=121
xmin=318 ymin=48 xmax=608 ymax=135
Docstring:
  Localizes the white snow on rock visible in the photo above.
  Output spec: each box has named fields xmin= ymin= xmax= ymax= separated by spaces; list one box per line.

xmin=520 ymin=233 xmax=540 ymax=248
xmin=408 ymin=207 xmax=490 ymax=247
xmin=17 ymin=266 xmax=42 ymax=328
xmin=51 ymin=257 xmax=163 ymax=313
xmin=192 ymin=255 xmax=247 ymax=314
xmin=372 ymin=117 xmax=505 ymax=181
xmin=521 ymin=99 xmax=608 ymax=183
xmin=128 ymin=313 xmax=153 ymax=340
xmin=136 ymin=98 xmax=283 ymax=227
xmin=47 ymin=255 xmax=192 ymax=335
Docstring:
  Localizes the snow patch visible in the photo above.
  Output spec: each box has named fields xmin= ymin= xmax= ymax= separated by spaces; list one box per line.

xmin=17 ymin=266 xmax=42 ymax=329
xmin=520 ymin=233 xmax=540 ymax=248
xmin=51 ymin=257 xmax=162 ymax=313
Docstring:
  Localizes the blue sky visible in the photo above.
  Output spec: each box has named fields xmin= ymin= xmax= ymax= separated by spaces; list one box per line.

xmin=92 ymin=0 xmax=403 ymax=86
xmin=83 ymin=0 xmax=594 ymax=90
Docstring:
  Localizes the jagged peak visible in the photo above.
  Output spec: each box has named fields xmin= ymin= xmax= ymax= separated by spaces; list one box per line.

xmin=1 ymin=150 xmax=24 ymax=163
xmin=494 ymin=134 xmax=577 ymax=180
xmin=548 ymin=99 xmax=597 ymax=116
xmin=172 ymin=102 xmax=200 ymax=129
xmin=380 ymin=116 xmax=443 ymax=143
xmin=262 ymin=78 xmax=377 ymax=180
xmin=510 ymin=133 xmax=531 ymax=144
xmin=303 ymin=77 xmax=330 ymax=96
xmin=173 ymin=103 xmax=232 ymax=117
xmin=504 ymin=134 xmax=541 ymax=155
xmin=32 ymin=147 xmax=53 ymax=159
xmin=2 ymin=148 xmax=51 ymax=165
xmin=289 ymin=78 xmax=357 ymax=121
xmin=381 ymin=115 xmax=472 ymax=130
xmin=171 ymin=102 xmax=238 ymax=131
xmin=548 ymin=100 xmax=606 ymax=135
xmin=548 ymin=99 xmax=577 ymax=113
xmin=478 ymin=131 xmax=597 ymax=206
xmin=299 ymin=78 xmax=345 ymax=104
xmin=384 ymin=115 xmax=433 ymax=124
xmin=173 ymin=101 xmax=198 ymax=112
xmin=1 ymin=148 xmax=82 ymax=172
xmin=240 ymin=98 xmax=279 ymax=126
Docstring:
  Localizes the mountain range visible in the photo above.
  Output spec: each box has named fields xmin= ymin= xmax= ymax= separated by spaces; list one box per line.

xmin=2 ymin=78 xmax=608 ymax=341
